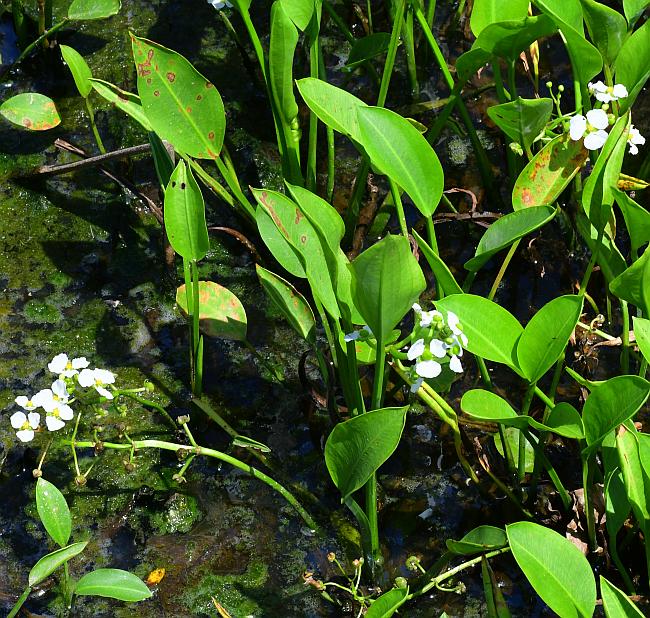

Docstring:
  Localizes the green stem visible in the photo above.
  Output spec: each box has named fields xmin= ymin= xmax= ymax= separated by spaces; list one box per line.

xmin=7 ymin=586 xmax=32 ymax=618
xmin=518 ymin=383 xmax=536 ymax=484
xmin=582 ymin=454 xmax=597 ymax=551
xmin=306 ymin=21 xmax=321 ymax=191
xmin=488 ymin=240 xmax=520 ymax=301
xmin=377 ymin=0 xmax=406 ymax=107
xmin=343 ymin=160 xmax=370 ymax=244
xmin=213 ymin=155 xmax=257 ymax=221
xmin=69 ymin=438 xmax=318 ymax=531
xmin=85 ymin=97 xmax=106 ymax=155
xmin=402 ymin=7 xmax=419 ymax=98
xmin=621 ymin=300 xmax=630 ymax=374
xmin=426 ymin=81 xmax=463 ymax=145
xmin=523 ymin=429 xmax=571 ymax=510
xmin=389 ymin=180 xmax=409 ymax=238
xmin=475 ymin=356 xmax=493 ymax=388
xmin=190 ymin=260 xmax=201 ymax=397
xmin=184 ymin=157 xmax=237 ymax=211
xmin=183 ymin=259 xmax=195 ymax=393
xmin=578 ymin=228 xmax=604 ymax=296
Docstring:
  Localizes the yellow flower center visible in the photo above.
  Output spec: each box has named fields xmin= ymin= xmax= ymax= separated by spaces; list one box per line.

xmin=20 ymin=420 xmax=31 ymax=430
xmin=66 ymin=361 xmax=73 ymax=370
xmin=52 ymin=408 xmax=60 ymax=418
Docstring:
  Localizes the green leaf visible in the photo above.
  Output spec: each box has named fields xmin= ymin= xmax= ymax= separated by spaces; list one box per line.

xmin=176 ymin=281 xmax=247 ymax=341
xmin=357 ymin=106 xmax=444 ymax=217
xmin=36 ymin=478 xmax=71 ymax=548
xmin=605 ymin=468 xmax=631 ymax=539
xmin=600 ymin=576 xmax=645 ymax=618
xmin=270 ymin=2 xmax=299 ymax=124
xmin=74 ymin=568 xmax=152 ymax=602
xmin=512 ymin=133 xmax=588 ymax=210
xmin=470 ymin=0 xmax=529 ymax=36
xmin=516 ymin=295 xmax=583 ymax=383
xmin=253 ymin=188 xmax=339 ymax=319
xmin=614 ymin=188 xmax=650 ymax=257
xmin=256 ymin=265 xmax=315 ymax=343
xmin=633 ymin=317 xmax=650 ymax=364
xmin=232 ymin=435 xmax=272 ymax=452
xmin=583 ymin=375 xmax=650 ymax=455
xmin=60 ymin=45 xmax=93 ymax=98
xmin=350 ymin=235 xmax=425 ymax=343
xmin=476 ymin=15 xmax=557 ymax=61
xmin=534 ymin=0 xmax=603 ymax=85
xmin=89 ymin=79 xmax=152 ymax=131
xmin=413 ymin=230 xmax=462 ymax=297
xmin=256 ymin=207 xmax=305 ymax=278
xmin=615 ymin=20 xmax=650 ymax=112
xmin=575 ymin=213 xmax=626 ymax=284
xmin=325 ymin=406 xmax=408 ymax=500
xmin=482 ymin=555 xmax=512 ymax=618
xmin=487 ymin=98 xmax=552 ymax=152
xmin=131 ymin=35 xmax=225 ymax=159
xmin=296 ymin=77 xmax=367 ymax=142
xmin=507 ymin=522 xmax=596 ymax=618
xmin=610 ymin=245 xmax=650 ymax=316
xmin=617 ymin=427 xmax=650 ymax=522
xmin=580 ymin=0 xmax=627 ymax=65
xmin=495 ymin=428 xmax=535 ymax=472
xmin=446 ymin=526 xmax=508 ymax=555
xmin=365 ymin=587 xmax=408 ymax=617
xmin=623 ymin=0 xmax=650 ymax=27
xmin=67 ymin=0 xmax=120 ymax=20
xmin=29 ymin=542 xmax=88 ymax=586
xmin=545 ymin=403 xmax=585 ymax=440
xmin=280 ymin=0 xmax=314 ymax=30
xmin=435 ymin=294 xmax=523 ymax=370
xmin=465 ymin=206 xmax=556 ymax=273
xmin=164 ymin=161 xmax=209 ymax=262
xmin=455 ymin=44 xmax=493 ymax=83
xmin=0 ymin=92 xmax=61 ymax=131
xmin=344 ymin=33 xmax=392 ymax=71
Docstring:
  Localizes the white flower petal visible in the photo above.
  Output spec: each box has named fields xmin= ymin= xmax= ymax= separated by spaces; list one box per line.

xmin=410 ymin=378 xmax=424 ymax=393
xmin=412 ymin=303 xmax=422 ymax=314
xmin=595 ymin=91 xmax=612 ymax=103
xmin=589 ymin=81 xmax=607 ymax=94
xmin=15 ymin=395 xmax=37 ymax=410
xmin=446 ymin=311 xmax=460 ymax=331
xmin=96 ymin=386 xmax=114 ymax=399
xmin=586 ymin=108 xmax=608 ymax=130
xmin=429 ymin=339 xmax=448 ymax=359
xmin=415 ymin=359 xmax=442 ymax=378
xmin=449 ymin=355 xmax=464 ymax=373
xmin=407 ymin=339 xmax=425 ymax=360
xmin=48 ymin=353 xmax=69 ymax=374
xmin=10 ymin=411 xmax=27 ymax=429
xmin=72 ymin=357 xmax=90 ymax=370
xmin=584 ymin=130 xmax=608 ymax=150
xmin=612 ymin=84 xmax=628 ymax=99
xmin=629 ymin=143 xmax=639 ymax=155
xmin=16 ymin=429 xmax=35 ymax=442
xmin=46 ymin=416 xmax=65 ymax=432
xmin=94 ymin=369 xmax=116 ymax=385
xmin=51 ymin=379 xmax=69 ymax=400
xmin=569 ymin=115 xmax=587 ymax=141
xmin=77 ymin=368 xmax=95 ymax=388
xmin=28 ymin=412 xmax=41 ymax=429
xmin=58 ymin=405 xmax=74 ymax=421
xmin=33 ymin=389 xmax=55 ymax=411
xmin=629 ymin=126 xmax=645 ymax=147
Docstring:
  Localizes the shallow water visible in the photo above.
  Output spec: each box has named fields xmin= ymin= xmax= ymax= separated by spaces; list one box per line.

xmin=3 ymin=0 xmax=643 ymax=616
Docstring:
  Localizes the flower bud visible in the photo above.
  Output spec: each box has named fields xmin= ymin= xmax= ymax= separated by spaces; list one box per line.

xmin=405 ymin=555 xmax=421 ymax=571
xmin=558 ymin=84 xmax=565 ymax=93
xmin=32 ymin=468 xmax=43 ymax=479
xmin=394 ymin=577 xmax=408 ymax=589
xmin=75 ymin=474 xmax=87 ymax=487
xmin=545 ymin=81 xmax=553 ymax=89
xmin=144 ymin=380 xmax=155 ymax=392
xmin=327 ymin=552 xmax=336 ymax=562
xmin=177 ymin=415 xmax=190 ymax=425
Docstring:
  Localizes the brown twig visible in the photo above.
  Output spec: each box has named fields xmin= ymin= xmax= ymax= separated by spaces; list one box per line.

xmin=208 ymin=226 xmax=262 ymax=262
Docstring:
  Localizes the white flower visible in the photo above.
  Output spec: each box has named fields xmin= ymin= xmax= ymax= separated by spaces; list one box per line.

xmin=407 ymin=338 xmax=425 ymax=360
xmin=208 ymin=0 xmax=233 ymax=8
xmin=569 ymin=109 xmax=609 ymax=150
xmin=627 ymin=125 xmax=646 ymax=155
xmin=45 ymin=404 xmax=74 ymax=432
xmin=429 ymin=339 xmax=448 ymax=359
xmin=48 ymin=353 xmax=89 ymax=377
xmin=344 ymin=325 xmax=372 ymax=342
xmin=10 ymin=411 xmax=40 ymax=442
xmin=15 ymin=395 xmax=38 ymax=410
xmin=588 ymin=81 xmax=628 ymax=103
xmin=78 ymin=368 xmax=116 ymax=399
xmin=449 ymin=355 xmax=463 ymax=373
xmin=446 ymin=311 xmax=468 ymax=347
xmin=407 ymin=339 xmax=442 ymax=378
xmin=35 ymin=380 xmax=70 ymax=413
xmin=412 ymin=303 xmax=442 ymax=328
xmin=410 ymin=377 xmax=424 ymax=393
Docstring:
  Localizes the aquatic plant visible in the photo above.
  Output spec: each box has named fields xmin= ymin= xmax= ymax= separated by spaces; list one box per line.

xmin=1 ymin=0 xmax=650 ymax=614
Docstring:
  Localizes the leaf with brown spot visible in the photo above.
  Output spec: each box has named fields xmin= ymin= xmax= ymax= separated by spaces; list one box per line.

xmin=0 ymin=92 xmax=61 ymax=131
xmin=131 ymin=34 xmax=225 ymax=159
xmin=176 ymin=281 xmax=247 ymax=341
xmin=89 ymin=78 xmax=151 ymax=131
xmin=512 ymin=133 xmax=587 ymax=210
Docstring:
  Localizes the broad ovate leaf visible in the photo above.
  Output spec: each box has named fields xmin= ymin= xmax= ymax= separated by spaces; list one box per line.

xmin=487 ymin=98 xmax=552 ymax=153
xmin=357 ymin=106 xmax=444 ymax=217
xmin=365 ymin=587 xmax=408 ymax=617
xmin=36 ymin=478 xmax=71 ymax=548
xmin=610 ymin=245 xmax=650 ymax=316
xmin=350 ymin=235 xmax=425 ymax=343
xmin=256 ymin=265 xmax=315 ymax=343
xmin=164 ymin=161 xmax=209 ymax=262
xmin=67 ymin=0 xmax=121 ymax=20
xmin=633 ymin=317 xmax=650 ymax=364
xmin=176 ymin=281 xmax=247 ymax=341
xmin=516 ymin=295 xmax=583 ymax=383
xmin=470 ymin=0 xmax=529 ymax=36
xmin=465 ymin=206 xmax=556 ymax=273
xmin=476 ymin=15 xmax=557 ymax=61
xmin=325 ymin=406 xmax=408 ymax=500
xmin=600 ymin=576 xmax=645 ymax=617
xmin=0 ymin=93 xmax=60 ymax=130
xmin=507 ymin=522 xmax=596 ymax=618
xmin=60 ymin=45 xmax=93 ymax=98
xmin=615 ymin=20 xmax=650 ymax=112
xmin=446 ymin=525 xmax=508 ymax=555
xmin=512 ymin=133 xmax=587 ymax=210
xmin=74 ymin=568 xmax=152 ymax=601
xmin=269 ymin=1 xmax=299 ymax=124
xmin=435 ymin=294 xmax=522 ymax=370
xmin=131 ymin=35 xmax=225 ymax=159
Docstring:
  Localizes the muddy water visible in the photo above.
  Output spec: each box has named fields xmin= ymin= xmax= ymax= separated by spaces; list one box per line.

xmin=0 ymin=1 xmax=582 ymax=616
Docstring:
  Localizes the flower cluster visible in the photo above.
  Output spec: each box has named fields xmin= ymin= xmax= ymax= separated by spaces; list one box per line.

xmin=8 ymin=354 xmax=116 ymax=443
xmin=569 ymin=81 xmax=645 ymax=154
xmin=208 ymin=0 xmax=233 ymax=10
xmin=407 ymin=304 xmax=468 ymax=392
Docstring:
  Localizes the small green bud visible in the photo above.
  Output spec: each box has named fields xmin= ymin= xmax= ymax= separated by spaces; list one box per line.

xmin=144 ymin=380 xmax=155 ymax=392
xmin=75 ymin=474 xmax=88 ymax=486
xmin=558 ymin=84 xmax=565 ymax=93
xmin=394 ymin=577 xmax=408 ymax=589
xmin=177 ymin=415 xmax=190 ymax=425
xmin=545 ymin=81 xmax=553 ymax=89
xmin=405 ymin=555 xmax=421 ymax=571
